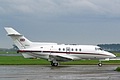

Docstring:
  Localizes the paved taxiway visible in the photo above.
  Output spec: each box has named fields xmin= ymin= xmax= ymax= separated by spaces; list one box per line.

xmin=0 ymin=65 xmax=120 ymax=80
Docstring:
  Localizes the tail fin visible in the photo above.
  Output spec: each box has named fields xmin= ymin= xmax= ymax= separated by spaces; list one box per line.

xmin=4 ymin=27 xmax=32 ymax=49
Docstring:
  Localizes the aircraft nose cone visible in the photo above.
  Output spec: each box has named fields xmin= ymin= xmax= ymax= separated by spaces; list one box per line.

xmin=104 ymin=51 xmax=116 ymax=58
xmin=112 ymin=53 xmax=116 ymax=58
xmin=109 ymin=52 xmax=116 ymax=58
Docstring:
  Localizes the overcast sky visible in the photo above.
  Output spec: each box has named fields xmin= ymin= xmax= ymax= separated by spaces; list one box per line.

xmin=0 ymin=0 xmax=120 ymax=48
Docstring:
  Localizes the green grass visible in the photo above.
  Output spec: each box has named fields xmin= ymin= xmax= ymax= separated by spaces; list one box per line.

xmin=0 ymin=56 xmax=50 ymax=65
xmin=113 ymin=52 xmax=120 ymax=57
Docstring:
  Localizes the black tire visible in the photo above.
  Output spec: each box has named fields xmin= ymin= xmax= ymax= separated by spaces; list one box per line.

xmin=51 ymin=62 xmax=59 ymax=66
xmin=98 ymin=63 xmax=102 ymax=67
xmin=54 ymin=63 xmax=58 ymax=66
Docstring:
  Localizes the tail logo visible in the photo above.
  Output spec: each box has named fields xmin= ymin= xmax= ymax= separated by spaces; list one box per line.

xmin=20 ymin=38 xmax=25 ymax=42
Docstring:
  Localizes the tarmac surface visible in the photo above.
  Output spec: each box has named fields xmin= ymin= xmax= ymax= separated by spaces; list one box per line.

xmin=0 ymin=65 xmax=120 ymax=80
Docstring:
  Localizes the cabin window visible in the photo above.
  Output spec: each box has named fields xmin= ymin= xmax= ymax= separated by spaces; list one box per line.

xmin=63 ymin=48 xmax=65 ymax=51
xmin=75 ymin=49 xmax=78 ymax=51
xmin=79 ymin=49 xmax=81 ymax=51
xmin=59 ymin=48 xmax=61 ymax=51
xmin=71 ymin=48 xmax=74 ymax=51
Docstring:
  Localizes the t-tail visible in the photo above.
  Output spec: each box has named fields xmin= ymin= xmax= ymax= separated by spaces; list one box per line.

xmin=4 ymin=27 xmax=35 ymax=58
xmin=4 ymin=27 xmax=32 ymax=49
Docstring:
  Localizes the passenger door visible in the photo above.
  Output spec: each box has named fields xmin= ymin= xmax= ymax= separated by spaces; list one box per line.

xmin=66 ymin=47 xmax=70 ymax=54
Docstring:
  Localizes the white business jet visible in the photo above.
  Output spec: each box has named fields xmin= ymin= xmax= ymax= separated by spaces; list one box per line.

xmin=4 ymin=27 xmax=116 ymax=67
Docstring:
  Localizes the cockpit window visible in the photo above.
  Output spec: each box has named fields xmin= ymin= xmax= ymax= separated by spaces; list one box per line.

xmin=95 ymin=48 xmax=103 ymax=51
xmin=99 ymin=48 xmax=103 ymax=50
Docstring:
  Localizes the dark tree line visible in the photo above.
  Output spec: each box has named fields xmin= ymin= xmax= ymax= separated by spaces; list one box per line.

xmin=98 ymin=44 xmax=120 ymax=52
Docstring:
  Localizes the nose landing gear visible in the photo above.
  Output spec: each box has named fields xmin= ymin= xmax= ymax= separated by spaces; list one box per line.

xmin=98 ymin=61 xmax=102 ymax=67
xmin=98 ymin=63 xmax=102 ymax=67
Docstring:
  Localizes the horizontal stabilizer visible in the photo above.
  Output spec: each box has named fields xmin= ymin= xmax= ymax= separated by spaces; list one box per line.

xmin=4 ymin=27 xmax=22 ymax=36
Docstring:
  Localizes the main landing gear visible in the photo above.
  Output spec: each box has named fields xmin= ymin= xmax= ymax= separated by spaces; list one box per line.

xmin=51 ymin=61 xmax=59 ymax=67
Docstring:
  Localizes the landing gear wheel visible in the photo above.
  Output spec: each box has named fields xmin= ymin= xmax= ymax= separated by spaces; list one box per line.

xmin=98 ymin=63 xmax=102 ymax=67
xmin=51 ymin=61 xmax=59 ymax=67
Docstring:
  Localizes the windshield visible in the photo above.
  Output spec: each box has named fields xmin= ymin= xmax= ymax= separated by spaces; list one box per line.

xmin=95 ymin=48 xmax=103 ymax=51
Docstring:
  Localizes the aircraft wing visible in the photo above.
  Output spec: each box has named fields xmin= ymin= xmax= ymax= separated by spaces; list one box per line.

xmin=49 ymin=54 xmax=80 ymax=62
xmin=48 ymin=55 xmax=73 ymax=62
xmin=19 ymin=51 xmax=74 ymax=61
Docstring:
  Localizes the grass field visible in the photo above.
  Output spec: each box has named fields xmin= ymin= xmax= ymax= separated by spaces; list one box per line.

xmin=0 ymin=56 xmax=50 ymax=65
xmin=0 ymin=51 xmax=120 ymax=65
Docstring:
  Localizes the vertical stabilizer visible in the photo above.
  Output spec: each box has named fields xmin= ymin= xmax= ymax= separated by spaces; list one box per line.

xmin=4 ymin=27 xmax=32 ymax=49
